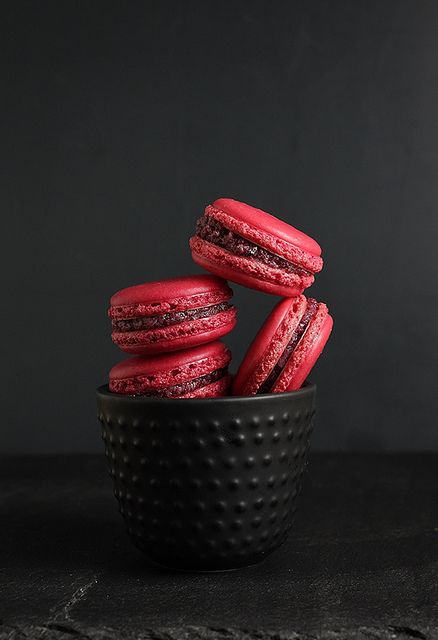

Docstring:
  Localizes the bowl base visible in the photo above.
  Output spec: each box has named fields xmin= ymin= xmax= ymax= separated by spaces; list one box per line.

xmin=139 ymin=550 xmax=273 ymax=573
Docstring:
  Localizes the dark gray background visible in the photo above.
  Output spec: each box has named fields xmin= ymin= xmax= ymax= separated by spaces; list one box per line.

xmin=2 ymin=0 xmax=437 ymax=453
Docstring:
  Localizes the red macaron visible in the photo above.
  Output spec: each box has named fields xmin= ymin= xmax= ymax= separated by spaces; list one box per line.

xmin=233 ymin=295 xmax=333 ymax=395
xmin=109 ymin=275 xmax=236 ymax=355
xmin=109 ymin=341 xmax=232 ymax=398
xmin=190 ymin=198 xmax=323 ymax=297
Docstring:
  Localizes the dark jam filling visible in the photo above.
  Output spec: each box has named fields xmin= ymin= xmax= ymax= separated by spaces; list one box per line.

xmin=196 ymin=216 xmax=311 ymax=277
xmin=138 ymin=367 xmax=227 ymax=398
xmin=112 ymin=301 xmax=232 ymax=333
xmin=258 ymin=299 xmax=319 ymax=394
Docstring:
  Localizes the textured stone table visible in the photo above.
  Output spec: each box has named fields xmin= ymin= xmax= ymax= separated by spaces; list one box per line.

xmin=1 ymin=454 xmax=437 ymax=639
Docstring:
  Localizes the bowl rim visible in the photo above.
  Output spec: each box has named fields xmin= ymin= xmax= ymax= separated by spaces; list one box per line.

xmin=96 ymin=381 xmax=316 ymax=405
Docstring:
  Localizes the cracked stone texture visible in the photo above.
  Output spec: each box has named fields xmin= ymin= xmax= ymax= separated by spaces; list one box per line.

xmin=1 ymin=623 xmax=437 ymax=640
xmin=0 ymin=454 xmax=437 ymax=639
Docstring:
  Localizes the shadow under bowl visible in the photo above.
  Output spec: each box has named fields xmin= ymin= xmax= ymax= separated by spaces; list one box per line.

xmin=96 ymin=382 xmax=316 ymax=571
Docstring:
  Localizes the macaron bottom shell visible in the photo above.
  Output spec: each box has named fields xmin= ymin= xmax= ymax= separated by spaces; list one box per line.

xmin=110 ymin=368 xmax=231 ymax=398
xmin=279 ymin=313 xmax=333 ymax=391
xmin=178 ymin=374 xmax=231 ymax=398
xmin=191 ymin=240 xmax=307 ymax=298
xmin=112 ymin=307 xmax=237 ymax=355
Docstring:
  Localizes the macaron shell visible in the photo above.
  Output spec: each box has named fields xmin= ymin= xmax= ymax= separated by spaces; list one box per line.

xmin=110 ymin=276 xmax=232 ymax=319
xmin=232 ymin=296 xmax=307 ymax=396
xmin=110 ymin=341 xmax=231 ymax=393
xmin=207 ymin=204 xmax=323 ymax=273
xmin=213 ymin=198 xmax=322 ymax=258
xmin=112 ymin=307 xmax=237 ymax=355
xmin=190 ymin=236 xmax=311 ymax=297
xmin=273 ymin=309 xmax=333 ymax=392
xmin=111 ymin=274 xmax=231 ymax=306
xmin=179 ymin=374 xmax=231 ymax=398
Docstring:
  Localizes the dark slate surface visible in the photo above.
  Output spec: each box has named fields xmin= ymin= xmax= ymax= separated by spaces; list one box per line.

xmin=1 ymin=454 xmax=437 ymax=639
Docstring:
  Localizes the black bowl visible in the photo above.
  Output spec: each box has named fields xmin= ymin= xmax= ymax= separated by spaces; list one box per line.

xmin=96 ymin=383 xmax=316 ymax=571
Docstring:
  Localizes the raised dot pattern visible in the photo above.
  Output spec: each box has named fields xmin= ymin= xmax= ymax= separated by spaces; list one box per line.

xmin=98 ymin=399 xmax=316 ymax=570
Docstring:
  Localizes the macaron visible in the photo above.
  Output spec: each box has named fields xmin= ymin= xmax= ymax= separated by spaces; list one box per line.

xmin=109 ymin=275 xmax=236 ymax=355
xmin=109 ymin=341 xmax=232 ymax=398
xmin=233 ymin=296 xmax=333 ymax=395
xmin=190 ymin=198 xmax=323 ymax=297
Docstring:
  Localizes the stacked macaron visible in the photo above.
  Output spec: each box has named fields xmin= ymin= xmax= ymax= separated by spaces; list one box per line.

xmin=108 ymin=275 xmax=236 ymax=398
xmin=108 ymin=198 xmax=332 ymax=397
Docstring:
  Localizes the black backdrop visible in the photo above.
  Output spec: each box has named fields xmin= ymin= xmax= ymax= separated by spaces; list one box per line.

xmin=2 ymin=0 xmax=437 ymax=453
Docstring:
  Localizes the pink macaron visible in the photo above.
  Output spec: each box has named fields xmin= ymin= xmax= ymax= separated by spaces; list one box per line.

xmin=109 ymin=275 xmax=236 ymax=355
xmin=233 ymin=295 xmax=333 ymax=395
xmin=190 ymin=198 xmax=323 ymax=297
xmin=109 ymin=341 xmax=232 ymax=398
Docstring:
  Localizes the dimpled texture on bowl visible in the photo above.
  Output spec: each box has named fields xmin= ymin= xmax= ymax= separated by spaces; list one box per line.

xmin=96 ymin=385 xmax=316 ymax=571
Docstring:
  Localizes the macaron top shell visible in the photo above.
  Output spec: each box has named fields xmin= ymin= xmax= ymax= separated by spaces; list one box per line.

xmin=109 ymin=274 xmax=233 ymax=319
xmin=213 ymin=198 xmax=321 ymax=258
xmin=110 ymin=341 xmax=231 ymax=387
